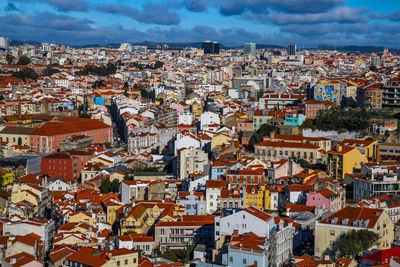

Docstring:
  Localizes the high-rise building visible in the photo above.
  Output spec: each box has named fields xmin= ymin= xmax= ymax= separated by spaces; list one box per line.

xmin=287 ymin=44 xmax=296 ymax=56
xmin=0 ymin=37 xmax=9 ymax=50
xmin=243 ymin=42 xmax=256 ymax=56
xmin=202 ymin=40 xmax=220 ymax=54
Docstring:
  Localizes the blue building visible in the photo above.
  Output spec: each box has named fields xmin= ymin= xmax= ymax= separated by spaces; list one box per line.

xmin=284 ymin=114 xmax=306 ymax=126
xmin=92 ymin=94 xmax=105 ymax=106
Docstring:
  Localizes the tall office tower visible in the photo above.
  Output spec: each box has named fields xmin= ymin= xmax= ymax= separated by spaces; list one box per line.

xmin=244 ymin=42 xmax=256 ymax=56
xmin=202 ymin=40 xmax=220 ymax=54
xmin=0 ymin=37 xmax=9 ymax=50
xmin=287 ymin=44 xmax=296 ymax=56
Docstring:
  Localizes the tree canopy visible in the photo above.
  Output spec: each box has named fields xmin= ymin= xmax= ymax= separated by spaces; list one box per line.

xmin=248 ymin=124 xmax=277 ymax=151
xmin=100 ymin=179 xmax=112 ymax=194
xmin=323 ymin=230 xmax=378 ymax=260
xmin=111 ymin=179 xmax=120 ymax=193
xmin=17 ymin=55 xmax=31 ymax=65
xmin=12 ymin=68 xmax=38 ymax=81
xmin=6 ymin=54 xmax=14 ymax=65
xmin=315 ymin=107 xmax=372 ymax=132
xmin=76 ymin=62 xmax=117 ymax=76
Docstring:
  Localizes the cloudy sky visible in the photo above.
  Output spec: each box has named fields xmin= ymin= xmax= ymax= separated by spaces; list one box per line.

xmin=1 ymin=0 xmax=400 ymax=47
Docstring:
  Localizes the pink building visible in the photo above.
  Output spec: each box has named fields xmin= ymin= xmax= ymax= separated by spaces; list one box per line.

xmin=237 ymin=121 xmax=254 ymax=132
xmin=30 ymin=117 xmax=112 ymax=153
xmin=306 ymin=188 xmax=341 ymax=212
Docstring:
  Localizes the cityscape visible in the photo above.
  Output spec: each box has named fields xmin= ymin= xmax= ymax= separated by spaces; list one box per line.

xmin=1 ymin=0 xmax=400 ymax=267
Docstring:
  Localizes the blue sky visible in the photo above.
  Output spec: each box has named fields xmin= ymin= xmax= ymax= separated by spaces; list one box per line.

xmin=1 ymin=0 xmax=400 ymax=47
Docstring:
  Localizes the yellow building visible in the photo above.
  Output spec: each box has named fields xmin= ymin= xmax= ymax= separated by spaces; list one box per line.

xmin=211 ymin=133 xmax=232 ymax=150
xmin=315 ymin=206 xmax=394 ymax=257
xmin=103 ymin=199 xmax=123 ymax=225
xmin=244 ymin=185 xmax=265 ymax=210
xmin=88 ymin=155 xmax=114 ymax=167
xmin=10 ymin=183 xmax=40 ymax=207
xmin=327 ymin=145 xmax=368 ymax=179
xmin=0 ymin=127 xmax=34 ymax=147
xmin=0 ymin=168 xmax=13 ymax=188
xmin=121 ymin=202 xmax=185 ymax=234
xmin=191 ymin=102 xmax=203 ymax=117
xmin=69 ymin=211 xmax=96 ymax=226
xmin=340 ymin=139 xmax=379 ymax=162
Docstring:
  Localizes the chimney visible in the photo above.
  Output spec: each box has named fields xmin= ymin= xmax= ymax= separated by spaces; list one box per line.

xmin=337 ymin=146 xmax=342 ymax=152
xmin=10 ymin=258 xmax=16 ymax=264
xmin=324 ymin=255 xmax=330 ymax=261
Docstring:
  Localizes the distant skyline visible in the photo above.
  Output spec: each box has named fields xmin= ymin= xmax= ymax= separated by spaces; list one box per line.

xmin=1 ymin=0 xmax=400 ymax=47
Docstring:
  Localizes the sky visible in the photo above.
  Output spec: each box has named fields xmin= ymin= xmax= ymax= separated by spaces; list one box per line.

xmin=1 ymin=0 xmax=400 ymax=47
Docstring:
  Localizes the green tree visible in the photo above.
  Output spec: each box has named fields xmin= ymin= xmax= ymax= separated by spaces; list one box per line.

xmin=154 ymin=60 xmax=164 ymax=69
xmin=110 ymin=179 xmax=120 ymax=193
xmin=45 ymin=67 xmax=59 ymax=76
xmin=324 ymin=230 xmax=378 ymax=260
xmin=92 ymin=80 xmax=105 ymax=89
xmin=100 ymin=179 xmax=112 ymax=194
xmin=6 ymin=54 xmax=14 ymax=65
xmin=248 ymin=124 xmax=277 ymax=151
xmin=17 ymin=55 xmax=31 ymax=65
xmin=12 ymin=68 xmax=38 ymax=81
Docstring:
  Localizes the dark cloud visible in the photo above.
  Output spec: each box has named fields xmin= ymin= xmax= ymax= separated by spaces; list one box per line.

xmin=184 ymin=0 xmax=208 ymax=12
xmin=98 ymin=2 xmax=180 ymax=25
xmin=366 ymin=11 xmax=400 ymax=22
xmin=245 ymin=6 xmax=366 ymax=25
xmin=388 ymin=11 xmax=400 ymax=21
xmin=211 ymin=0 xmax=345 ymax=15
xmin=368 ymin=12 xmax=387 ymax=20
xmin=5 ymin=1 xmax=19 ymax=11
xmin=1 ymin=12 xmax=93 ymax=31
xmin=281 ymin=22 xmax=370 ymax=36
xmin=41 ymin=0 xmax=89 ymax=11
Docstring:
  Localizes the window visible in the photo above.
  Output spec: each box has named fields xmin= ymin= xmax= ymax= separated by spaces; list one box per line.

xmin=133 ymin=258 xmax=137 ymax=263
xmin=330 ymin=230 xmax=335 ymax=236
xmin=117 ymin=261 xmax=120 ymax=266
xmin=124 ymin=259 xmax=128 ymax=265
xmin=230 ymin=257 xmax=233 ymax=262
xmin=243 ymin=259 xmax=247 ymax=265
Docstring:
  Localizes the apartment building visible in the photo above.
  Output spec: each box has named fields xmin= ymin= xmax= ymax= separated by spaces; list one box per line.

xmin=353 ymin=175 xmax=400 ymax=202
xmin=315 ymin=206 xmax=394 ymax=257
xmin=177 ymin=147 xmax=209 ymax=179
xmin=255 ymin=141 xmax=322 ymax=164
xmin=127 ymin=132 xmax=159 ymax=154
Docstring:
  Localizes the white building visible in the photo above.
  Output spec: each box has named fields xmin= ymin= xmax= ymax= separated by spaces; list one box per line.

xmin=121 ymin=180 xmax=149 ymax=203
xmin=215 ymin=207 xmax=275 ymax=240
xmin=3 ymin=219 xmax=55 ymax=251
xmin=178 ymin=112 xmax=194 ymax=125
xmin=200 ymin=111 xmax=220 ymax=130
xmin=174 ymin=134 xmax=201 ymax=155
xmin=177 ymin=147 xmax=209 ymax=179
xmin=48 ymin=178 xmax=74 ymax=191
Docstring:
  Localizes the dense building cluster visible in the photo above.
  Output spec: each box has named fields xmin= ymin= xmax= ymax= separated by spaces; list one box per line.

xmin=0 ymin=40 xmax=400 ymax=266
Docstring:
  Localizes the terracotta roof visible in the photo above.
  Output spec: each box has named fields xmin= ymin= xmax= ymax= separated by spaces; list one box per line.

xmin=244 ymin=207 xmax=272 ymax=221
xmin=66 ymin=247 xmax=108 ymax=266
xmin=320 ymin=206 xmax=383 ymax=228
xmin=31 ymin=117 xmax=110 ymax=136
xmin=49 ymin=247 xmax=76 ymax=263
xmin=4 ymin=252 xmax=37 ymax=267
